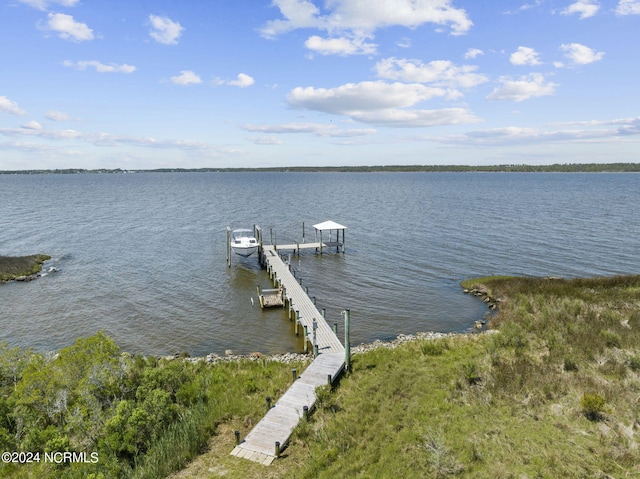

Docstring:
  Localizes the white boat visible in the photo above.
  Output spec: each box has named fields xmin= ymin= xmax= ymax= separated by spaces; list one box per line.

xmin=230 ymin=228 xmax=258 ymax=257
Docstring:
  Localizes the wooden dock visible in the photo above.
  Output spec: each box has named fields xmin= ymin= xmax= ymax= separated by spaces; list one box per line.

xmin=272 ymin=241 xmax=341 ymax=254
xmin=231 ymin=242 xmax=347 ymax=465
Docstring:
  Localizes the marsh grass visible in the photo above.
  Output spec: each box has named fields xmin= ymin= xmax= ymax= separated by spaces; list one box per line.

xmin=283 ymin=275 xmax=640 ymax=478
xmin=0 ymin=254 xmax=51 ymax=281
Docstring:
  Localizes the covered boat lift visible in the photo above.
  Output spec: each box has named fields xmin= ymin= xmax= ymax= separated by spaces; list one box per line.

xmin=313 ymin=220 xmax=347 ymax=254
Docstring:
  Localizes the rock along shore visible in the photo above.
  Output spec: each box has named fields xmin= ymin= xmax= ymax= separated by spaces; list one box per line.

xmin=169 ymin=331 xmax=465 ymax=365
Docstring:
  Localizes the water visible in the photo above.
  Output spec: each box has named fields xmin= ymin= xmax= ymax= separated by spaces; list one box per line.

xmin=1 ymin=172 xmax=639 ymax=356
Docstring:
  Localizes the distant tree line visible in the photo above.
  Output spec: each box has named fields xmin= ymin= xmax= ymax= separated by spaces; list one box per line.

xmin=2 ymin=163 xmax=640 ymax=175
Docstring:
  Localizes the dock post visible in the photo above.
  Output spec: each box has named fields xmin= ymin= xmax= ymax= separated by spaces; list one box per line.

xmin=257 ymin=285 xmax=264 ymax=308
xmin=344 ymin=309 xmax=351 ymax=372
xmin=303 ymin=326 xmax=308 ymax=353
xmin=312 ymin=321 xmax=318 ymax=358
xmin=226 ymin=227 xmax=231 ymax=267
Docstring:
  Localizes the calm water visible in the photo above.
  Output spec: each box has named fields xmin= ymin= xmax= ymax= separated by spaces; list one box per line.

xmin=1 ymin=172 xmax=639 ymax=356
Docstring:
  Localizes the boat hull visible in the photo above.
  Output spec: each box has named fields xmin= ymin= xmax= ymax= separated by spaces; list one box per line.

xmin=231 ymin=245 xmax=258 ymax=257
xmin=230 ymin=228 xmax=259 ymax=257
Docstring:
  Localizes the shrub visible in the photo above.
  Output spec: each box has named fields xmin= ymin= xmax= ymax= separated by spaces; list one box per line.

xmin=580 ymin=392 xmax=606 ymax=421
xmin=420 ymin=430 xmax=463 ymax=478
xmin=600 ymin=330 xmax=622 ymax=348
xmin=629 ymin=355 xmax=640 ymax=372
xmin=462 ymin=362 xmax=482 ymax=385
xmin=420 ymin=339 xmax=449 ymax=356
xmin=563 ymin=357 xmax=578 ymax=372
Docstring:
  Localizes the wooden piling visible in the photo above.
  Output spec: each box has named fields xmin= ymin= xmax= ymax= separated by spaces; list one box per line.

xmin=344 ymin=309 xmax=351 ymax=372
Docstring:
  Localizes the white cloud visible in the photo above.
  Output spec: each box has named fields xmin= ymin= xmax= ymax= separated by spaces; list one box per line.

xmin=21 ymin=120 xmax=42 ymax=130
xmin=286 ymin=80 xmax=479 ymax=127
xmin=170 ymin=70 xmax=202 ymax=85
xmin=18 ymin=0 xmax=79 ymax=10
xmin=45 ymin=110 xmax=71 ymax=121
xmin=0 ymin=96 xmax=27 ymax=116
xmin=148 ymin=14 xmax=184 ymax=45
xmin=464 ymin=48 xmax=484 ymax=59
xmin=561 ymin=0 xmax=600 ymax=19
xmin=616 ymin=0 xmax=640 ymax=14
xmin=559 ymin=43 xmax=604 ymax=65
xmin=45 ymin=13 xmax=93 ymax=42
xmin=397 ymin=37 xmax=412 ymax=48
xmin=63 ymin=60 xmax=136 ymax=73
xmin=510 ymin=46 xmax=542 ymax=66
xmin=287 ymin=81 xmax=447 ymax=114
xmin=0 ymin=125 xmax=241 ymax=154
xmin=305 ymin=35 xmax=377 ymax=56
xmin=375 ymin=57 xmax=488 ymax=88
xmin=349 ymin=108 xmax=479 ymax=128
xmin=242 ymin=122 xmax=377 ymax=137
xmin=214 ymin=73 xmax=255 ymax=88
xmin=261 ymin=0 xmax=472 ymax=40
xmin=228 ymin=73 xmax=255 ymax=88
xmin=249 ymin=136 xmax=284 ymax=145
xmin=486 ymin=73 xmax=557 ymax=102
xmin=440 ymin=116 xmax=640 ymax=147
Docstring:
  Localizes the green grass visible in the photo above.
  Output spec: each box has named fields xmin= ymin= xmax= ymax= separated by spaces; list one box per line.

xmin=0 ymin=254 xmax=51 ymax=281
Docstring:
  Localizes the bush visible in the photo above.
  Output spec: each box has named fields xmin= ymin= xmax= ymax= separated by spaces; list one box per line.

xmin=580 ymin=393 xmax=606 ymax=421
xmin=563 ymin=357 xmax=578 ymax=372
xmin=462 ymin=362 xmax=482 ymax=385
xmin=600 ymin=330 xmax=622 ymax=349
xmin=629 ymin=355 xmax=640 ymax=372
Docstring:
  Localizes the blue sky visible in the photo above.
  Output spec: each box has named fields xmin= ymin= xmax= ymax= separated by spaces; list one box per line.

xmin=1 ymin=0 xmax=639 ymax=170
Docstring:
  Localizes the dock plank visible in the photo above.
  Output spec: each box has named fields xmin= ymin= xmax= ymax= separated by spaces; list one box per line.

xmin=231 ymin=245 xmax=346 ymax=464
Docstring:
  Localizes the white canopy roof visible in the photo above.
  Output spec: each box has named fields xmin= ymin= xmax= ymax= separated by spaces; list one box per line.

xmin=313 ymin=220 xmax=347 ymax=231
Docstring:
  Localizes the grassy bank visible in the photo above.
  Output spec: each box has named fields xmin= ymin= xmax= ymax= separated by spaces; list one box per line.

xmin=0 ymin=254 xmax=51 ymax=282
xmin=174 ymin=274 xmax=640 ymax=478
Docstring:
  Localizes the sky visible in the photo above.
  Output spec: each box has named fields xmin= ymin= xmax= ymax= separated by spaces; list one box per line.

xmin=1 ymin=0 xmax=639 ymax=170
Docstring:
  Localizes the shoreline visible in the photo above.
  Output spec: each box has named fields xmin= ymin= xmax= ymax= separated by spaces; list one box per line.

xmin=175 ymin=330 xmax=474 ymax=365
xmin=0 ymin=254 xmax=53 ymax=283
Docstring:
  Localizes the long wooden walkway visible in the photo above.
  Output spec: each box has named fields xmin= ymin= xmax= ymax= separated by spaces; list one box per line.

xmin=231 ymin=244 xmax=346 ymax=465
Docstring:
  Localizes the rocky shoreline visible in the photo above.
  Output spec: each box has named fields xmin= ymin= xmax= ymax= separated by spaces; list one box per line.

xmin=0 ymin=254 xmax=54 ymax=283
xmin=172 ymin=330 xmax=468 ymax=365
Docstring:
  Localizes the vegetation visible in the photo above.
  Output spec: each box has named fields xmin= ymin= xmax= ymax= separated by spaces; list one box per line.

xmin=3 ymin=274 xmax=640 ymax=478
xmin=2 ymin=163 xmax=640 ymax=174
xmin=0 ymin=333 xmax=307 ymax=478
xmin=0 ymin=255 xmax=51 ymax=282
